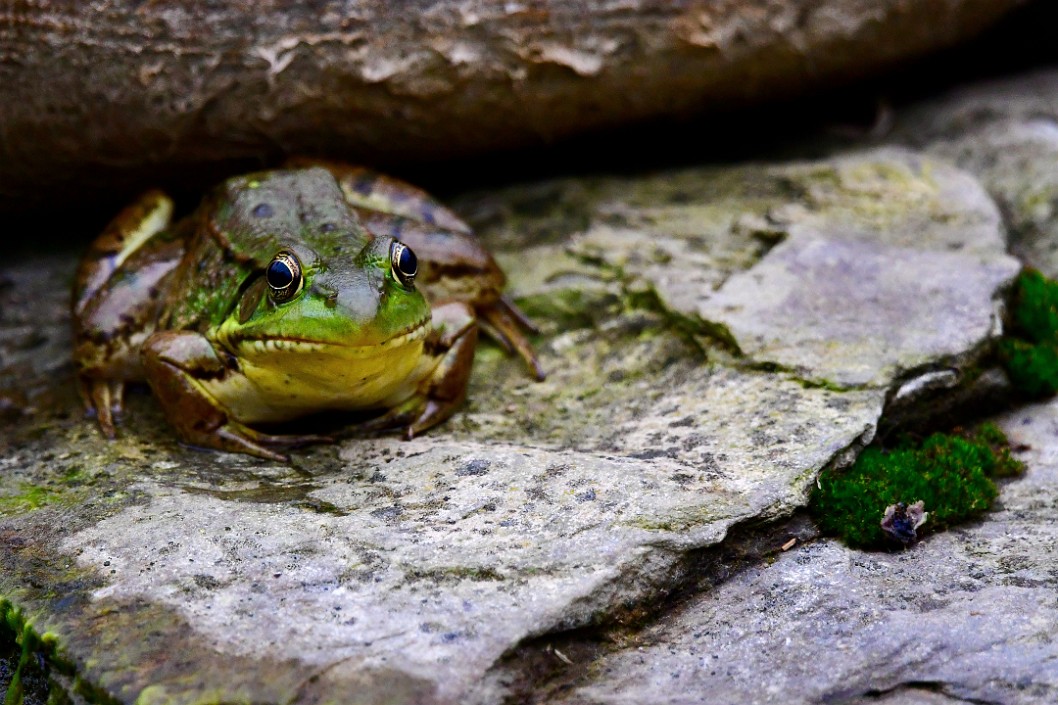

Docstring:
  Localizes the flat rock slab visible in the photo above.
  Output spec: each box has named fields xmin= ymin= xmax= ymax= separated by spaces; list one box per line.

xmin=552 ymin=400 xmax=1058 ymax=705
xmin=693 ymin=152 xmax=1014 ymax=387
xmin=0 ymin=148 xmax=1018 ymax=704
xmin=497 ymin=148 xmax=1018 ymax=387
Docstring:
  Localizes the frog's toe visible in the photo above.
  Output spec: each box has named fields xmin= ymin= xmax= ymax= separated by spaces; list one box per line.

xmin=345 ymin=398 xmax=458 ymax=440
xmin=79 ymin=377 xmax=127 ymax=439
xmin=181 ymin=417 xmax=331 ymax=462
xmin=405 ymin=399 xmax=457 ymax=440
xmin=208 ymin=428 xmax=289 ymax=462
xmin=347 ymin=404 xmax=419 ymax=436
xmin=481 ymin=296 xmax=545 ymax=381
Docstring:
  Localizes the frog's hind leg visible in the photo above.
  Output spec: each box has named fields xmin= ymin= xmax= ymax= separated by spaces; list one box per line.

xmin=74 ymin=190 xmax=183 ymax=438
xmin=480 ymin=296 xmax=545 ymax=381
xmin=141 ymin=331 xmax=330 ymax=462
xmin=73 ymin=191 xmax=174 ymax=315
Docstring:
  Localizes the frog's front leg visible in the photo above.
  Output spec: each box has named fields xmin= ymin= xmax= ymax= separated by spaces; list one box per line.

xmin=141 ymin=331 xmax=328 ymax=462
xmin=73 ymin=190 xmax=179 ymax=437
xmin=357 ymin=302 xmax=479 ymax=439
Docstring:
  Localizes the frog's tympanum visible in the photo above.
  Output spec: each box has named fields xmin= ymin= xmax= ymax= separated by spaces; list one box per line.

xmin=72 ymin=161 xmax=542 ymax=461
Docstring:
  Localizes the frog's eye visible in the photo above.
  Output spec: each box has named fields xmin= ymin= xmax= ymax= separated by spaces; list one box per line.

xmin=390 ymin=241 xmax=418 ymax=290
xmin=266 ymin=250 xmax=303 ymax=303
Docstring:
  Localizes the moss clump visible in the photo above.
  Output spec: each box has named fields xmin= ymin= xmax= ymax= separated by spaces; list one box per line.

xmin=1001 ymin=270 xmax=1058 ymax=397
xmin=811 ymin=423 xmax=1024 ymax=549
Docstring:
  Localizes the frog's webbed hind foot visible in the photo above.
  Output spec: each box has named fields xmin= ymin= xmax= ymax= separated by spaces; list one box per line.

xmin=142 ymin=330 xmax=329 ymax=462
xmin=78 ymin=376 xmax=126 ymax=439
xmin=207 ymin=426 xmax=333 ymax=463
xmin=349 ymin=398 xmax=455 ymax=441
xmin=480 ymin=296 xmax=545 ymax=381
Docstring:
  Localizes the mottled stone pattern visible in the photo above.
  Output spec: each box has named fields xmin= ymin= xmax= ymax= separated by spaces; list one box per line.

xmin=0 ymin=147 xmax=1023 ymax=703
xmin=551 ymin=401 xmax=1058 ymax=705
xmin=894 ymin=69 xmax=1058 ymax=280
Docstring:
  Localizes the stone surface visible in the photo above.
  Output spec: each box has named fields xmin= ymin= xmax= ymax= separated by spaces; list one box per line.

xmin=692 ymin=151 xmax=1016 ymax=387
xmin=476 ymin=149 xmax=1020 ymax=387
xmin=892 ymin=68 xmax=1058 ymax=279
xmin=549 ymin=400 xmax=1058 ymax=705
xmin=0 ymin=148 xmax=1019 ymax=704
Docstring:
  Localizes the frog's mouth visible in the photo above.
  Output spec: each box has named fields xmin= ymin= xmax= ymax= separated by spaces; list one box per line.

xmin=233 ymin=317 xmax=430 ymax=358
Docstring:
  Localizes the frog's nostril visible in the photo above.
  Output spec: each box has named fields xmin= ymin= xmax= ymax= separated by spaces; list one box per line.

xmin=307 ymin=280 xmax=345 ymax=311
xmin=252 ymin=203 xmax=274 ymax=218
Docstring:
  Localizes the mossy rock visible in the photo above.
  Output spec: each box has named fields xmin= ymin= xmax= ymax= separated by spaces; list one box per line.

xmin=811 ymin=423 xmax=1024 ymax=549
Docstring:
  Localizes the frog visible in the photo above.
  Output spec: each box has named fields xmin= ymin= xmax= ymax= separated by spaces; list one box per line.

xmin=72 ymin=160 xmax=543 ymax=461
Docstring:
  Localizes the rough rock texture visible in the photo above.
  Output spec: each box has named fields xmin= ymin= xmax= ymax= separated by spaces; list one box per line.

xmin=481 ymin=149 xmax=1018 ymax=388
xmin=548 ymin=401 xmax=1058 ymax=705
xmin=0 ymin=148 xmax=1019 ymax=704
xmin=523 ymin=70 xmax=1058 ymax=705
xmin=0 ymin=0 xmax=1027 ymax=209
xmin=891 ymin=68 xmax=1058 ymax=278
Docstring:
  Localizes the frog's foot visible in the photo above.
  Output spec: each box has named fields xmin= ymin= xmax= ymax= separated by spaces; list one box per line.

xmin=204 ymin=426 xmax=334 ymax=463
xmin=78 ymin=376 xmax=126 ymax=439
xmin=141 ymin=331 xmax=326 ymax=462
xmin=352 ymin=302 xmax=479 ymax=440
xmin=480 ymin=295 xmax=545 ymax=381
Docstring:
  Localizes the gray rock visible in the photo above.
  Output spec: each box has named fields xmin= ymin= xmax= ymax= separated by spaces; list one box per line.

xmin=488 ymin=149 xmax=1019 ymax=387
xmin=0 ymin=148 xmax=1018 ymax=704
xmin=893 ymin=69 xmax=1058 ymax=278
xmin=552 ymin=401 xmax=1058 ymax=705
xmin=695 ymin=151 xmax=1017 ymax=387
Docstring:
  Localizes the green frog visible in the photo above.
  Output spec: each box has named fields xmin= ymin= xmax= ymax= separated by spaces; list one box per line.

xmin=72 ymin=161 xmax=542 ymax=461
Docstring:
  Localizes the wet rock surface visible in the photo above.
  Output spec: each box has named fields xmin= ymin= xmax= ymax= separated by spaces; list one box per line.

xmin=0 ymin=144 xmax=1025 ymax=703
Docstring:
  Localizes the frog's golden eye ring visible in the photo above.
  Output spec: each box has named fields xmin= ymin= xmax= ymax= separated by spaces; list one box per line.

xmin=266 ymin=250 xmax=303 ymax=303
xmin=390 ymin=241 xmax=418 ymax=290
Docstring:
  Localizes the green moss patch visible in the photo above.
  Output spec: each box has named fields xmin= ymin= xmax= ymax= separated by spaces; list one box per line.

xmin=811 ymin=423 xmax=1023 ymax=549
xmin=1001 ymin=269 xmax=1058 ymax=397
xmin=1 ymin=600 xmax=58 ymax=705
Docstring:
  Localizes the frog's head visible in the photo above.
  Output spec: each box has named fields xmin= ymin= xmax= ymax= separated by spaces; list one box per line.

xmin=216 ymin=235 xmax=431 ymax=359
xmin=204 ymin=168 xmax=435 ymax=398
